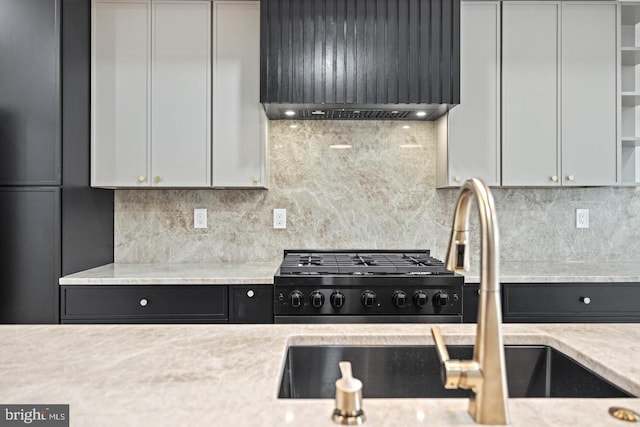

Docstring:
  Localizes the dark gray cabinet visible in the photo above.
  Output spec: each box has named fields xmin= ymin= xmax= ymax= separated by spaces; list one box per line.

xmin=0 ymin=0 xmax=61 ymax=185
xmin=0 ymin=0 xmax=114 ymax=323
xmin=503 ymin=283 xmax=640 ymax=323
xmin=60 ymin=285 xmax=273 ymax=324
xmin=0 ymin=189 xmax=60 ymax=323
xmin=463 ymin=283 xmax=640 ymax=323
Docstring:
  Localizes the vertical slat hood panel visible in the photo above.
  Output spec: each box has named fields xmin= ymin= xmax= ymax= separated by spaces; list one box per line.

xmin=260 ymin=0 xmax=460 ymax=120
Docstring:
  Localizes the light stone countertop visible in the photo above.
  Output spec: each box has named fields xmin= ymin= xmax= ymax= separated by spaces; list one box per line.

xmin=58 ymin=262 xmax=280 ymax=285
xmin=59 ymin=261 xmax=640 ymax=286
xmin=1 ymin=323 xmax=638 ymax=426
xmin=461 ymin=261 xmax=640 ymax=284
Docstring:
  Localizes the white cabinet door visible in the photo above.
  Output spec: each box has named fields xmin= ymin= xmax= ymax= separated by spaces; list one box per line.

xmin=438 ymin=1 xmax=500 ymax=188
xmin=152 ymin=1 xmax=211 ymax=187
xmin=92 ymin=0 xmax=150 ymax=187
xmin=212 ymin=1 xmax=267 ymax=188
xmin=561 ymin=2 xmax=617 ymax=186
xmin=502 ymin=2 xmax=560 ymax=186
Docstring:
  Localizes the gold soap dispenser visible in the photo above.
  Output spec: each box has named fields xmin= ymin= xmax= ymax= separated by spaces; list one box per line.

xmin=332 ymin=361 xmax=365 ymax=425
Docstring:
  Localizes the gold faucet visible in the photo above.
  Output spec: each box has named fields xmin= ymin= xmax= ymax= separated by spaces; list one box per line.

xmin=431 ymin=178 xmax=509 ymax=425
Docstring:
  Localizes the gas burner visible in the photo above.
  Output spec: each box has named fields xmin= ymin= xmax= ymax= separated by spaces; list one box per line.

xmin=297 ymin=255 xmax=323 ymax=267
xmin=403 ymin=254 xmax=436 ymax=266
xmin=351 ymin=255 xmax=377 ymax=266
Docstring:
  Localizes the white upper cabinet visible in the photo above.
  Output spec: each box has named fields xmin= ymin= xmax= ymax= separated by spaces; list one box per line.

xmin=561 ymin=2 xmax=617 ymax=186
xmin=502 ymin=2 xmax=560 ymax=186
xmin=92 ymin=0 xmax=150 ymax=187
xmin=212 ymin=1 xmax=267 ymax=188
xmin=151 ymin=1 xmax=211 ymax=187
xmin=92 ymin=0 xmax=211 ymax=187
xmin=436 ymin=1 xmax=501 ymax=188
xmin=502 ymin=1 xmax=617 ymax=187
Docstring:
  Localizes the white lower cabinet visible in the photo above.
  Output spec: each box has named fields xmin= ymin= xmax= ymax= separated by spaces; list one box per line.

xmin=502 ymin=1 xmax=617 ymax=187
xmin=436 ymin=1 xmax=501 ymax=188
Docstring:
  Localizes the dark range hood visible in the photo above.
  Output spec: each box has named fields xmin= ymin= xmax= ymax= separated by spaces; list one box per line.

xmin=260 ymin=0 xmax=460 ymax=120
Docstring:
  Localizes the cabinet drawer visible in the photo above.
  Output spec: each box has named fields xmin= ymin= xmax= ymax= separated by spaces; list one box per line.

xmin=61 ymin=285 xmax=228 ymax=322
xmin=503 ymin=283 xmax=640 ymax=321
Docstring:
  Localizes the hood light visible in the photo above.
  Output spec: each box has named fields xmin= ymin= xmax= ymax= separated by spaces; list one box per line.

xmin=284 ymin=110 xmax=296 ymax=117
xmin=330 ymin=144 xmax=352 ymax=149
xmin=416 ymin=111 xmax=427 ymax=118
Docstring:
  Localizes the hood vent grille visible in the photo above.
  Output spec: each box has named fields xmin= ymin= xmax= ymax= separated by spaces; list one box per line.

xmin=260 ymin=0 xmax=460 ymax=120
xmin=300 ymin=109 xmax=413 ymax=120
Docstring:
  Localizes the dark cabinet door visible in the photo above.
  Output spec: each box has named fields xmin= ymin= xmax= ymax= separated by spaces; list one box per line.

xmin=0 ymin=188 xmax=60 ymax=323
xmin=0 ymin=0 xmax=60 ymax=185
xmin=230 ymin=286 xmax=273 ymax=323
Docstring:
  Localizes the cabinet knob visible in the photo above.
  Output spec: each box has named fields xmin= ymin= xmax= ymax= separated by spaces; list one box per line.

xmin=252 ymin=176 xmax=259 ymax=183
xmin=567 ymin=175 xmax=575 ymax=182
xmin=154 ymin=176 xmax=162 ymax=183
xmin=550 ymin=175 xmax=558 ymax=182
xmin=138 ymin=175 xmax=146 ymax=183
xmin=246 ymin=289 xmax=255 ymax=298
xmin=139 ymin=298 xmax=149 ymax=307
xmin=580 ymin=296 xmax=591 ymax=305
xmin=454 ymin=176 xmax=462 ymax=183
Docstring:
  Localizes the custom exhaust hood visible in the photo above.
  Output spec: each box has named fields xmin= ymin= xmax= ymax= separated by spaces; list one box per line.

xmin=260 ymin=0 xmax=460 ymax=121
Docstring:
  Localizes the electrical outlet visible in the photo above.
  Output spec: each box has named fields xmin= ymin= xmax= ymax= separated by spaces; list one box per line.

xmin=576 ymin=208 xmax=589 ymax=229
xmin=194 ymin=208 xmax=207 ymax=229
xmin=273 ymin=208 xmax=286 ymax=229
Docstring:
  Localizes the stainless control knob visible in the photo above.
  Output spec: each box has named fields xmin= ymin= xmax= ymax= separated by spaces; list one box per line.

xmin=310 ymin=291 xmax=325 ymax=308
xmin=246 ymin=289 xmax=255 ymax=298
xmin=289 ymin=291 xmax=304 ymax=308
xmin=330 ymin=291 xmax=345 ymax=308
xmin=414 ymin=291 xmax=428 ymax=307
xmin=392 ymin=291 xmax=407 ymax=308
xmin=139 ymin=298 xmax=148 ymax=307
xmin=361 ymin=291 xmax=377 ymax=308
xmin=580 ymin=296 xmax=591 ymax=305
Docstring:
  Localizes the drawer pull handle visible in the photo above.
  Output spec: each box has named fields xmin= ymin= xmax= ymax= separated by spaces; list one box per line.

xmin=247 ymin=290 xmax=255 ymax=298
xmin=580 ymin=296 xmax=591 ymax=305
xmin=139 ymin=298 xmax=149 ymax=307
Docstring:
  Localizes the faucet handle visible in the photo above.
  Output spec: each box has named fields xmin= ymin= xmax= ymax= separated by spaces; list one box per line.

xmin=431 ymin=326 xmax=481 ymax=390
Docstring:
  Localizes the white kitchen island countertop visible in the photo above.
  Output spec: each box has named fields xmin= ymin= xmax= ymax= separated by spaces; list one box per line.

xmin=0 ymin=323 xmax=638 ymax=426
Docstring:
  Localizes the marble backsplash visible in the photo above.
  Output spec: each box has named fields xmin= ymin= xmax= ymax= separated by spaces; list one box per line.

xmin=114 ymin=120 xmax=640 ymax=264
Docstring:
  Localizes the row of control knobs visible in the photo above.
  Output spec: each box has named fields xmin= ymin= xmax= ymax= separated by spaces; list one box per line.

xmin=288 ymin=290 xmax=450 ymax=309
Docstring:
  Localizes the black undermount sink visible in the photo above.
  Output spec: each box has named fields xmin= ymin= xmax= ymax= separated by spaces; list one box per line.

xmin=279 ymin=345 xmax=634 ymax=399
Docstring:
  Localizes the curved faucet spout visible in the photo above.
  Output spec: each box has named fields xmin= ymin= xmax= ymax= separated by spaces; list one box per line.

xmin=432 ymin=178 xmax=509 ymax=425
